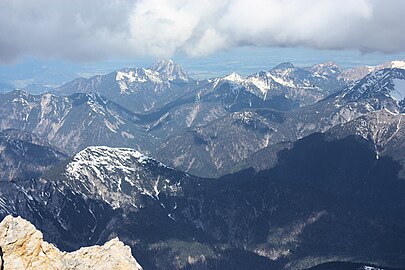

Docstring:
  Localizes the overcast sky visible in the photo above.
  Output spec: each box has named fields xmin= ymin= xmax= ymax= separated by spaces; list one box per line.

xmin=1 ymin=0 xmax=405 ymax=64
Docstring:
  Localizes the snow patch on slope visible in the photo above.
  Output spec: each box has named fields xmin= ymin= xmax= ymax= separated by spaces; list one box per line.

xmin=266 ymin=73 xmax=295 ymax=88
xmin=392 ymin=79 xmax=405 ymax=101
xmin=116 ymin=69 xmax=163 ymax=93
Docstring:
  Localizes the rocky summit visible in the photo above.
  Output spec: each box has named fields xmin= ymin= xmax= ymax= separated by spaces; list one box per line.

xmin=0 ymin=215 xmax=143 ymax=270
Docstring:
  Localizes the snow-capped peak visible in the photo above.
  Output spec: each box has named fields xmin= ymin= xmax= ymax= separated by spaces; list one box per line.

xmin=114 ymin=60 xmax=190 ymax=93
xmin=66 ymin=146 xmax=157 ymax=180
xmin=223 ymin=72 xmax=244 ymax=83
xmin=63 ymin=146 xmax=183 ymax=209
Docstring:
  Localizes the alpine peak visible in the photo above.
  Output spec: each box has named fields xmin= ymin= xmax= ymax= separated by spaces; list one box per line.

xmin=223 ymin=72 xmax=244 ymax=83
xmin=150 ymin=59 xmax=190 ymax=82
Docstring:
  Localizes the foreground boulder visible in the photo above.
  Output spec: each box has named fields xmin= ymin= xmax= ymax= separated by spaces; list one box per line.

xmin=0 ymin=215 xmax=142 ymax=270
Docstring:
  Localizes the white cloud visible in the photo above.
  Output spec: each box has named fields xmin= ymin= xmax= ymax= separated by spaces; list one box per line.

xmin=0 ymin=0 xmax=404 ymax=62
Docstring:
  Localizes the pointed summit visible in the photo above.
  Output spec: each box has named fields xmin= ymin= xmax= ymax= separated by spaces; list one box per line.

xmin=223 ymin=72 xmax=244 ymax=83
xmin=151 ymin=59 xmax=190 ymax=82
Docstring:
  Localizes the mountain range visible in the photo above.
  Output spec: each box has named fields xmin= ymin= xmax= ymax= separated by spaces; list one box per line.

xmin=56 ymin=60 xmax=193 ymax=113
xmin=0 ymin=59 xmax=405 ymax=270
xmin=155 ymin=66 xmax=405 ymax=177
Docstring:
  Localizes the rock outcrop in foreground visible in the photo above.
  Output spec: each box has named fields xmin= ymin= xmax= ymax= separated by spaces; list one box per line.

xmin=0 ymin=215 xmax=143 ymax=270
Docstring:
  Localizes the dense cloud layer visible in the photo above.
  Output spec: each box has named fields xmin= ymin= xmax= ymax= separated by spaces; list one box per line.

xmin=1 ymin=0 xmax=404 ymax=62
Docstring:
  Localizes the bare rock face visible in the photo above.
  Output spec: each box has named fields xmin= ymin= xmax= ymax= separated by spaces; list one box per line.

xmin=0 ymin=215 xmax=143 ymax=270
